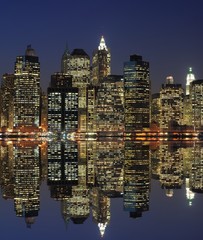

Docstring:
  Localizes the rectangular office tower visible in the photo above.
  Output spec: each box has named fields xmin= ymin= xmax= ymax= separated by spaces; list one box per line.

xmin=13 ymin=45 xmax=40 ymax=128
xmin=47 ymin=73 xmax=78 ymax=133
xmin=124 ymin=55 xmax=150 ymax=132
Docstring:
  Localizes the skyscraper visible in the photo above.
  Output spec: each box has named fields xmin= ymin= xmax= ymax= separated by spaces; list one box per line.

xmin=61 ymin=44 xmax=71 ymax=74
xmin=69 ymin=49 xmax=90 ymax=132
xmin=183 ymin=68 xmax=196 ymax=126
xmin=190 ymin=79 xmax=203 ymax=129
xmin=92 ymin=36 xmax=111 ymax=86
xmin=47 ymin=72 xmax=78 ymax=133
xmin=124 ymin=54 xmax=150 ymax=132
xmin=186 ymin=67 xmax=195 ymax=96
xmin=0 ymin=73 xmax=15 ymax=129
xmin=123 ymin=142 xmax=150 ymax=218
xmin=95 ymin=75 xmax=124 ymax=135
xmin=13 ymin=45 xmax=40 ymax=129
xmin=160 ymin=76 xmax=184 ymax=130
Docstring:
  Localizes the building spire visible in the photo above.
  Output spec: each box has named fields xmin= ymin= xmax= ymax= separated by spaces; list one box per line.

xmin=98 ymin=36 xmax=108 ymax=51
xmin=98 ymin=222 xmax=107 ymax=238
xmin=186 ymin=67 xmax=196 ymax=95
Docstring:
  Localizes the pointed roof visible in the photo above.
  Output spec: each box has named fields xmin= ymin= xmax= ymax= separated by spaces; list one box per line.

xmin=186 ymin=67 xmax=195 ymax=82
xmin=98 ymin=222 xmax=107 ymax=238
xmin=62 ymin=42 xmax=70 ymax=58
xmin=98 ymin=36 xmax=108 ymax=51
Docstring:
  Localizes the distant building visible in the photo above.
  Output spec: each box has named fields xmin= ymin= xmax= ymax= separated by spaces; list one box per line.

xmin=160 ymin=76 xmax=184 ymax=130
xmin=186 ymin=67 xmax=195 ymax=96
xmin=47 ymin=72 xmax=78 ymax=133
xmin=61 ymin=44 xmax=71 ymax=74
xmin=190 ymin=79 xmax=203 ymax=129
xmin=183 ymin=68 xmax=196 ymax=126
xmin=95 ymin=75 xmax=124 ymax=134
xmin=124 ymin=54 xmax=150 ymax=132
xmin=40 ymin=92 xmax=48 ymax=131
xmin=92 ymin=36 xmax=111 ymax=86
xmin=190 ymin=144 xmax=203 ymax=193
xmin=13 ymin=45 xmax=41 ymax=128
xmin=151 ymin=93 xmax=160 ymax=129
xmin=0 ymin=73 xmax=14 ymax=129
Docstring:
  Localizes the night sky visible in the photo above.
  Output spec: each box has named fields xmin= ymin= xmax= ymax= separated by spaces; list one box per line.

xmin=1 ymin=0 xmax=203 ymax=93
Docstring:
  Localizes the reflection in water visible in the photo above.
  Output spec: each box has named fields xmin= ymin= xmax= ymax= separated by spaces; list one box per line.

xmin=0 ymin=140 xmax=203 ymax=236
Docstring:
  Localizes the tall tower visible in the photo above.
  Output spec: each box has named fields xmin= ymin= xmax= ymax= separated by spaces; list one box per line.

xmin=47 ymin=72 xmax=78 ymax=133
xmin=186 ymin=67 xmax=195 ymax=96
xmin=124 ymin=54 xmax=150 ymax=132
xmin=92 ymin=36 xmax=111 ymax=86
xmin=95 ymin=75 xmax=124 ymax=135
xmin=13 ymin=45 xmax=40 ymax=129
xmin=190 ymin=79 xmax=203 ymax=129
xmin=61 ymin=44 xmax=71 ymax=74
xmin=0 ymin=73 xmax=15 ymax=129
xmin=69 ymin=49 xmax=90 ymax=132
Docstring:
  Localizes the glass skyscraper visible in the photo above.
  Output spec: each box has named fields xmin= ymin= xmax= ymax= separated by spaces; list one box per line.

xmin=124 ymin=54 xmax=150 ymax=132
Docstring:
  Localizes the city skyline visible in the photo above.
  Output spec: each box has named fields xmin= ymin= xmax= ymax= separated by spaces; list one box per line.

xmin=1 ymin=0 xmax=203 ymax=93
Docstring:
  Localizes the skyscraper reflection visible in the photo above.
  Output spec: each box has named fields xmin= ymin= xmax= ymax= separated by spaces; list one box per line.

xmin=123 ymin=141 xmax=150 ymax=218
xmin=1 ymin=140 xmax=203 ymax=234
xmin=13 ymin=142 xmax=40 ymax=228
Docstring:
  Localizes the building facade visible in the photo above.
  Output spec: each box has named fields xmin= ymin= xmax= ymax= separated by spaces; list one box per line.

xmin=0 ymin=73 xmax=14 ymax=129
xmin=13 ymin=45 xmax=40 ymax=129
xmin=47 ymin=73 xmax=78 ymax=133
xmin=95 ymin=75 xmax=124 ymax=134
xmin=124 ymin=54 xmax=150 ymax=132
xmin=160 ymin=77 xmax=184 ymax=130
xmin=190 ymin=79 xmax=203 ymax=129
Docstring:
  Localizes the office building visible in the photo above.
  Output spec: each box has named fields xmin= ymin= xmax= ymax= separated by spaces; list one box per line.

xmin=183 ymin=68 xmax=196 ymax=126
xmin=13 ymin=45 xmax=40 ymax=129
xmin=124 ymin=54 xmax=150 ymax=132
xmin=95 ymin=75 xmax=124 ymax=134
xmin=92 ymin=36 xmax=111 ymax=85
xmin=160 ymin=76 xmax=184 ymax=130
xmin=69 ymin=49 xmax=90 ymax=132
xmin=186 ymin=67 xmax=195 ymax=96
xmin=0 ymin=73 xmax=15 ymax=129
xmin=190 ymin=79 xmax=203 ymax=129
xmin=47 ymin=72 xmax=78 ymax=133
